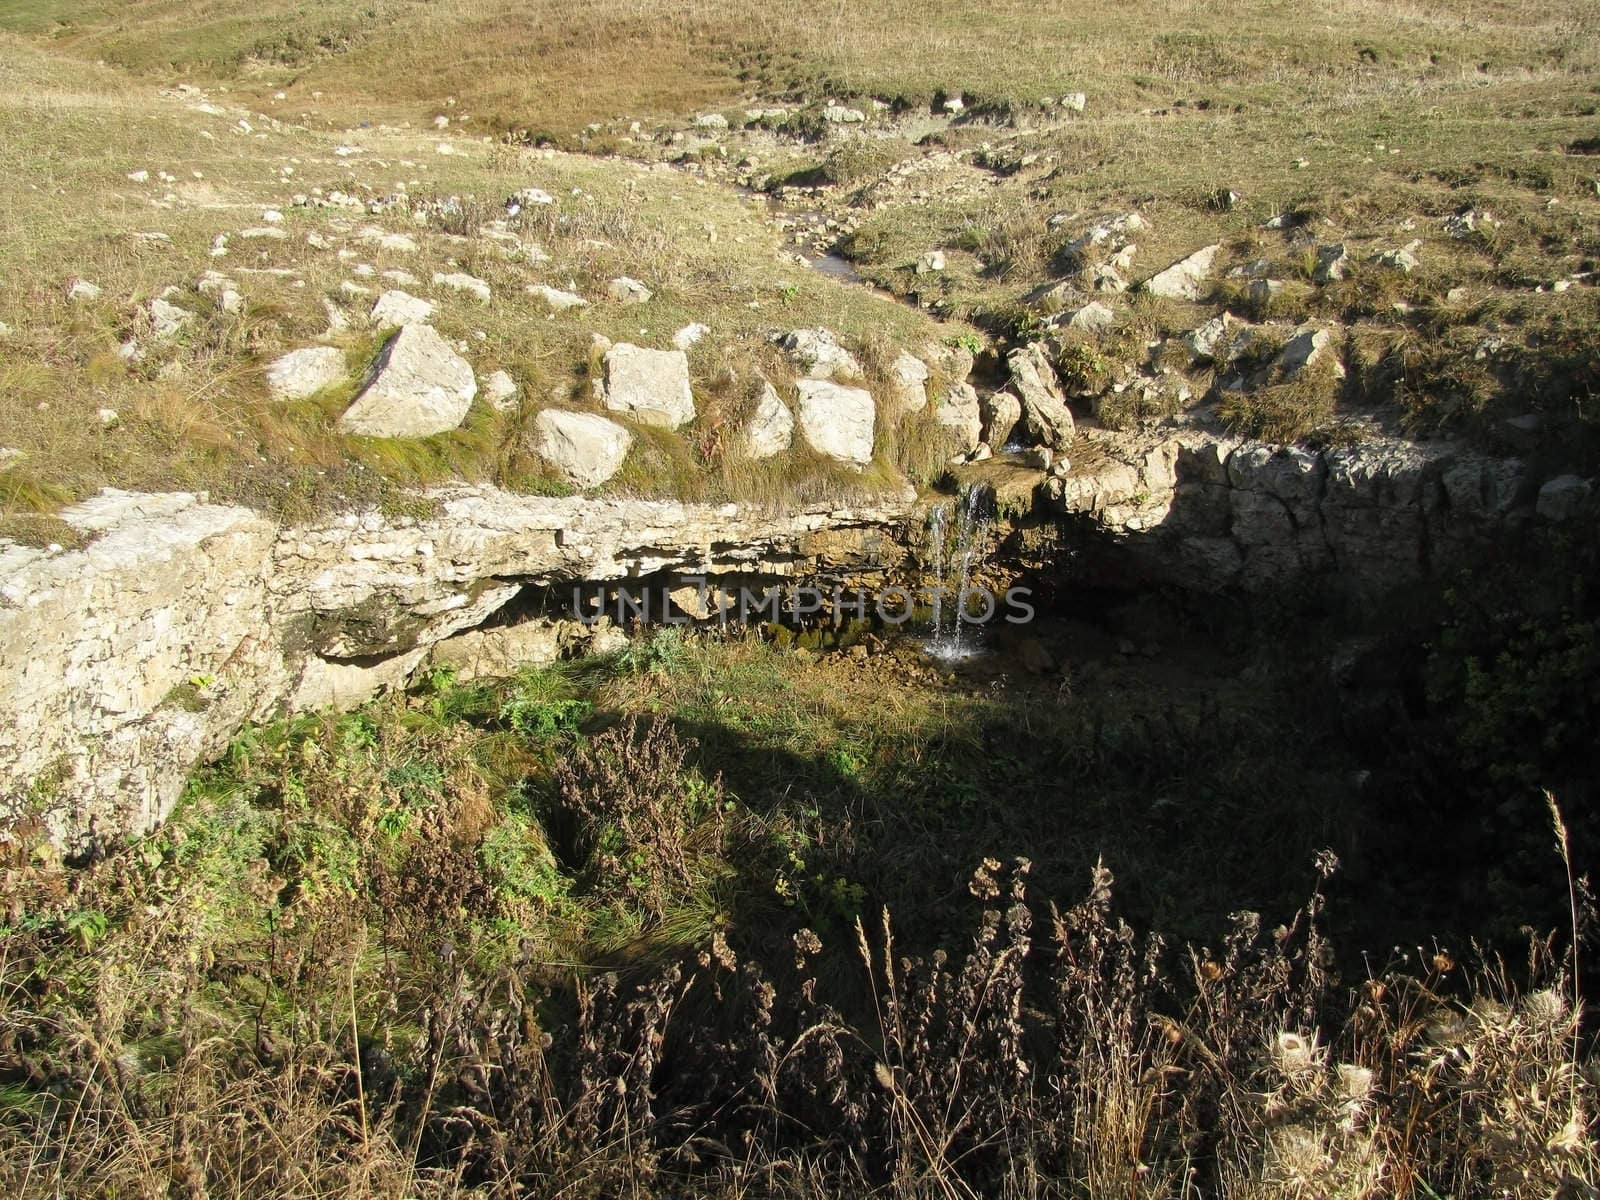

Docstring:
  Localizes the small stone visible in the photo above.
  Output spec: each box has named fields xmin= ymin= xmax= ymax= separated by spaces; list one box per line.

xmin=339 ymin=324 xmax=477 ymax=438
xmin=532 ymin=409 xmax=633 ymax=488
xmin=917 ymin=250 xmax=947 ymax=274
xmin=266 ymin=346 xmax=348 ymax=401
xmin=97 ymin=408 xmax=120 ymax=427
xmin=1142 ymin=244 xmax=1221 ymax=300
xmin=795 ymin=379 xmax=876 ymax=464
xmin=1373 ymin=242 xmax=1421 ymax=274
xmin=1060 ymin=92 xmax=1087 ymax=112
xmin=67 ymin=279 xmax=102 ymax=302
xmin=600 ymin=344 xmax=696 ymax=429
xmin=742 ymin=379 xmax=794 ymax=459
xmin=148 ymin=298 xmax=193 ymax=341
xmin=1313 ymin=243 xmax=1350 ymax=284
xmin=694 ymin=112 xmax=729 ymax=130
xmin=433 ymin=271 xmax=491 ymax=303
xmin=526 ymin=283 xmax=587 ymax=311
xmin=1536 ymin=474 xmax=1591 ymax=522
xmin=778 ymin=327 xmax=861 ymax=380
xmin=607 ymin=276 xmax=653 ymax=304
xmin=672 ymin=322 xmax=711 ymax=351
xmin=482 ymin=369 xmax=518 ymax=412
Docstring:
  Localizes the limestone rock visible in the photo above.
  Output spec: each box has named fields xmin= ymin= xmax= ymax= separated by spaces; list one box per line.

xmin=265 ymin=346 xmax=347 ymax=401
xmin=796 ymin=379 xmax=875 ymax=464
xmin=778 ymin=327 xmax=862 ymax=380
xmin=935 ymin=382 xmax=983 ymax=452
xmin=607 ymin=276 xmax=653 ymax=304
xmin=742 ymin=380 xmax=794 ymax=459
xmin=1006 ymin=344 xmax=1075 ymax=449
xmin=483 ymin=369 xmax=518 ymax=412
xmin=1184 ymin=313 xmax=1242 ymax=364
xmin=1537 ymin=474 xmax=1591 ymax=522
xmin=527 ymin=283 xmax=587 ymax=311
xmin=532 ymin=410 xmax=633 ymax=488
xmin=1142 ymin=244 xmax=1220 ymax=300
xmin=370 ymin=289 xmax=435 ymax=327
xmin=1275 ymin=326 xmax=1344 ymax=380
xmin=1313 ymin=243 xmax=1350 ymax=284
xmin=339 ymin=324 xmax=477 ymax=437
xmin=822 ymin=103 xmax=866 ymax=124
xmin=197 ymin=271 xmax=245 ymax=315
xmin=889 ymin=351 xmax=930 ymax=411
xmin=673 ymin=322 xmax=711 ymax=351
xmin=1373 ymin=242 xmax=1421 ymax=274
xmin=1058 ymin=300 xmax=1116 ymax=333
xmin=149 ymin=298 xmax=193 ymax=341
xmin=433 ymin=271 xmax=491 ymax=303
xmin=600 ymin=344 xmax=696 ymax=429
xmin=980 ymin=389 xmax=1022 ymax=448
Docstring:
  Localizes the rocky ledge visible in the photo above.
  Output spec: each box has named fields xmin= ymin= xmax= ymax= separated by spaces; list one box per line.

xmin=0 ymin=488 xmax=914 ymax=848
xmin=1036 ymin=426 xmax=1561 ymax=595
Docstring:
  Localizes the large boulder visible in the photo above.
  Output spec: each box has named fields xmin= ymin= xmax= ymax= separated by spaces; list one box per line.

xmin=600 ymin=344 xmax=696 ymax=429
xmin=532 ymin=410 xmax=633 ymax=488
xmin=1142 ymin=244 xmax=1221 ymax=300
xmin=796 ymin=379 xmax=875 ymax=464
xmin=339 ymin=325 xmax=477 ymax=438
xmin=265 ymin=346 xmax=347 ymax=401
xmin=1006 ymin=344 xmax=1075 ymax=448
xmin=778 ymin=328 xmax=862 ymax=380
xmin=742 ymin=380 xmax=794 ymax=459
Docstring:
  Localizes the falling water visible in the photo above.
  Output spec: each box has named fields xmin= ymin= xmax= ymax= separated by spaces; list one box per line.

xmin=924 ymin=486 xmax=989 ymax=662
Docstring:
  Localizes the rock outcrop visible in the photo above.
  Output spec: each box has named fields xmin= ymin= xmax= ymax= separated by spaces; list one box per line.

xmin=1041 ymin=427 xmax=1535 ymax=596
xmin=1 ymin=487 xmax=916 ymax=848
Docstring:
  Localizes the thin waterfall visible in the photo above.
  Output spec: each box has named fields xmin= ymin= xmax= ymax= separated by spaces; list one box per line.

xmin=925 ymin=486 xmax=988 ymax=661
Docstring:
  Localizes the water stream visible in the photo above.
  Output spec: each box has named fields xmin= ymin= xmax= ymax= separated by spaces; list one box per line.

xmin=924 ymin=486 xmax=990 ymax=662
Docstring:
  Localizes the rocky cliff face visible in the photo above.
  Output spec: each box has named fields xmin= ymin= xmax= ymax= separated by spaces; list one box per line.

xmin=1041 ymin=428 xmax=1535 ymax=596
xmin=1 ymin=487 xmax=913 ymax=848
xmin=1 ymin=423 xmax=1566 ymax=849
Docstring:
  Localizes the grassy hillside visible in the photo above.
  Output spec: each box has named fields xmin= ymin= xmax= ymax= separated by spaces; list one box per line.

xmin=3 ymin=0 xmax=1596 ymax=132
